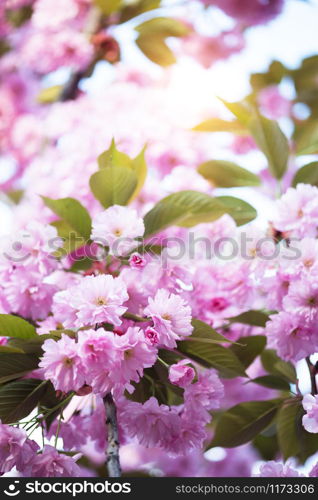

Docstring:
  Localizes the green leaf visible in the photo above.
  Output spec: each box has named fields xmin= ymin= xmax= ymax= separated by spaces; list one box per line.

xmin=50 ymin=220 xmax=86 ymax=256
xmin=292 ymin=161 xmax=318 ymax=187
xmin=7 ymin=189 xmax=24 ymax=204
xmin=136 ymin=34 xmax=176 ymax=66
xmin=0 ymin=315 xmax=36 ymax=340
xmin=37 ymin=85 xmax=62 ymax=104
xmin=249 ymin=375 xmax=290 ymax=391
xmin=0 ymin=353 xmax=40 ymax=384
xmin=143 ymin=191 xmax=227 ymax=237
xmin=178 ymin=338 xmax=246 ymax=379
xmin=228 ymin=310 xmax=270 ymax=328
xmin=253 ymin=433 xmax=279 ymax=461
xmin=261 ymin=349 xmax=297 ymax=383
xmin=98 ymin=139 xmax=131 ymax=170
xmin=135 ymin=17 xmax=190 ymax=37
xmin=119 ymin=0 xmax=161 ymax=23
xmin=5 ymin=5 xmax=33 ymax=27
xmin=209 ymin=399 xmax=281 ymax=448
xmin=250 ymin=60 xmax=287 ymax=91
xmin=277 ymin=399 xmax=302 ymax=460
xmin=296 ymin=411 xmax=318 ymax=463
xmin=130 ymin=147 xmax=147 ymax=202
xmin=191 ymin=319 xmax=233 ymax=344
xmin=39 ymin=381 xmax=67 ymax=430
xmin=230 ymin=335 xmax=266 ymax=369
xmin=215 ymin=196 xmax=257 ymax=226
xmin=97 ymin=141 xmax=147 ymax=203
xmin=219 ymin=98 xmax=252 ymax=126
xmin=248 ymin=114 xmax=289 ymax=179
xmin=198 ymin=160 xmax=260 ymax=188
xmin=42 ymin=196 xmax=92 ymax=240
xmin=135 ymin=17 xmax=190 ymax=67
xmin=89 ymin=166 xmax=137 ymax=208
xmin=192 ymin=118 xmax=247 ymax=134
xmin=0 ymin=40 xmax=10 ymax=58
xmin=295 ymin=121 xmax=318 ymax=156
xmin=0 ymin=379 xmax=47 ymax=424
xmin=69 ymin=257 xmax=94 ymax=272
xmin=94 ymin=0 xmax=122 ymax=15
xmin=144 ymin=191 xmax=257 ymax=237
xmin=0 ymin=345 xmax=24 ymax=353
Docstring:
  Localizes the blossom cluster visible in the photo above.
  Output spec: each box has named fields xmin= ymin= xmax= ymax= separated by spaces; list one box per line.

xmin=1 ymin=0 xmax=318 ymax=482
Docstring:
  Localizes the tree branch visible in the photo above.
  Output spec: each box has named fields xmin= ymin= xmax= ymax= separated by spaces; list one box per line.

xmin=104 ymin=392 xmax=121 ymax=477
xmin=306 ymin=356 xmax=318 ymax=395
xmin=59 ymin=7 xmax=102 ymax=102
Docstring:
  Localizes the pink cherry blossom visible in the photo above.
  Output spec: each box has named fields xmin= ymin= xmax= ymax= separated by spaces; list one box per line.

xmin=272 ymin=184 xmax=318 ymax=238
xmin=302 ymin=394 xmax=318 ymax=433
xmin=0 ymin=423 xmax=38 ymax=475
xmin=202 ymin=0 xmax=284 ymax=25
xmin=52 ymin=274 xmax=128 ymax=328
xmin=91 ymin=205 xmax=145 ymax=257
xmin=283 ymin=278 xmax=318 ymax=326
xmin=256 ymin=460 xmax=301 ymax=477
xmin=129 ymin=253 xmax=147 ymax=269
xmin=29 ymin=445 xmax=82 ymax=477
xmin=39 ymin=334 xmax=86 ymax=392
xmin=112 ymin=327 xmax=158 ymax=392
xmin=266 ymin=311 xmax=318 ymax=362
xmin=144 ymin=289 xmax=193 ymax=348
xmin=119 ymin=397 xmax=180 ymax=449
xmin=169 ymin=360 xmax=195 ymax=388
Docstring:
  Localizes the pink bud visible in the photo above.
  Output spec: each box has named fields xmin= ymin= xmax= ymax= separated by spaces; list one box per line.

xmin=144 ymin=327 xmax=159 ymax=345
xmin=169 ymin=359 xmax=195 ymax=388
xmin=129 ymin=253 xmax=147 ymax=269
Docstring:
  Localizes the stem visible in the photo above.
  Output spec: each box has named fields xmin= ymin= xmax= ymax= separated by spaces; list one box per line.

xmin=306 ymin=357 xmax=318 ymax=395
xmin=104 ymin=393 xmax=121 ymax=477
xmin=54 ymin=412 xmax=63 ymax=448
xmin=59 ymin=7 xmax=102 ymax=102
xmin=123 ymin=312 xmax=150 ymax=323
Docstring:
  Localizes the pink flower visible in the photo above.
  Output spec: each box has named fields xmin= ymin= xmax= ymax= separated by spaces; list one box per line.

xmin=39 ymin=334 xmax=85 ymax=392
xmin=3 ymin=269 xmax=57 ymax=321
xmin=32 ymin=0 xmax=81 ymax=30
xmin=144 ymin=327 xmax=159 ymax=346
xmin=256 ymin=460 xmax=301 ymax=477
xmin=283 ymin=278 xmax=318 ymax=326
xmin=144 ymin=289 xmax=193 ymax=348
xmin=91 ymin=205 xmax=145 ymax=256
xmin=112 ymin=327 xmax=157 ymax=391
xmin=280 ymin=237 xmax=318 ymax=277
xmin=75 ymin=275 xmax=128 ymax=327
xmin=22 ymin=29 xmax=93 ymax=74
xmin=30 ymin=445 xmax=82 ymax=477
xmin=231 ymin=135 xmax=256 ymax=155
xmin=203 ymin=0 xmax=284 ymax=26
xmin=265 ymin=311 xmax=318 ymax=362
xmin=272 ymin=184 xmax=318 ymax=238
xmin=169 ymin=360 xmax=195 ymax=388
xmin=129 ymin=253 xmax=147 ymax=269
xmin=302 ymin=394 xmax=318 ymax=433
xmin=162 ymin=166 xmax=211 ymax=192
xmin=183 ymin=370 xmax=224 ymax=421
xmin=182 ymin=29 xmax=245 ymax=68
xmin=119 ymin=397 xmax=180 ymax=449
xmin=309 ymin=462 xmax=318 ymax=477
xmin=0 ymin=423 xmax=38 ymax=475
xmin=258 ymin=86 xmax=291 ymax=120
xmin=53 ymin=274 xmax=128 ymax=328
xmin=78 ymin=328 xmax=118 ymax=395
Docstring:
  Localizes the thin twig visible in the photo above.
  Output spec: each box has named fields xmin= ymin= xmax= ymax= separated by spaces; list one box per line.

xmin=306 ymin=356 xmax=318 ymax=395
xmin=104 ymin=393 xmax=121 ymax=477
